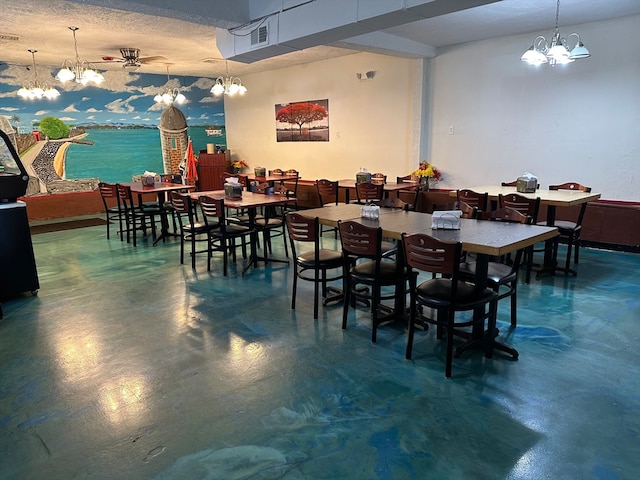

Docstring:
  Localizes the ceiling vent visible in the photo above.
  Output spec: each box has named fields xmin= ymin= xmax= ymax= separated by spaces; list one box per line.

xmin=250 ymin=25 xmax=268 ymax=46
xmin=0 ymin=33 xmax=20 ymax=42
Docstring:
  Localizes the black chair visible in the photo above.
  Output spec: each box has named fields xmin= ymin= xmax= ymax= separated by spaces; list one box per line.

xmin=198 ymin=195 xmax=254 ymax=276
xmin=459 ymin=207 xmax=532 ymax=327
xmin=499 ymin=193 xmax=540 ymax=283
xmin=354 ymin=181 xmax=384 ymax=204
xmin=115 ymin=183 xmax=160 ymax=246
xmin=457 ymin=189 xmax=488 ymax=215
xmin=254 ymin=189 xmax=292 ymax=260
xmin=170 ymin=192 xmax=212 ymax=268
xmin=98 ymin=181 xmax=123 ymax=240
xmin=315 ymin=179 xmax=339 ymax=238
xmin=402 ymin=232 xmax=499 ymax=378
xmin=548 ymin=182 xmax=592 ymax=276
xmin=285 ymin=213 xmax=343 ymax=319
xmin=371 ymin=172 xmax=387 ymax=184
xmin=338 ymin=220 xmax=411 ymax=343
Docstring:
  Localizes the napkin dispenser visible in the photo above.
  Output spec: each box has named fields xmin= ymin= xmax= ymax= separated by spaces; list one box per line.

xmin=224 ymin=180 xmax=243 ymax=198
xmin=360 ymin=204 xmax=380 ymax=220
xmin=356 ymin=170 xmax=371 ymax=184
xmin=431 ymin=210 xmax=462 ymax=230
xmin=141 ymin=171 xmax=156 ymax=186
xmin=516 ymin=173 xmax=538 ymax=193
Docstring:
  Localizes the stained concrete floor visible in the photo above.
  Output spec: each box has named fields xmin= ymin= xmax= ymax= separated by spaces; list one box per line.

xmin=0 ymin=222 xmax=639 ymax=479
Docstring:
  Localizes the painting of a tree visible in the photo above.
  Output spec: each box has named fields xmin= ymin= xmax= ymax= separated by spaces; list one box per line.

xmin=275 ymin=99 xmax=329 ymax=142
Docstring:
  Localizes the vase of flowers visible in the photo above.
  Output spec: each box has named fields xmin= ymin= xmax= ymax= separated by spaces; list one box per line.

xmin=230 ymin=159 xmax=248 ymax=174
xmin=411 ymin=161 xmax=442 ymax=190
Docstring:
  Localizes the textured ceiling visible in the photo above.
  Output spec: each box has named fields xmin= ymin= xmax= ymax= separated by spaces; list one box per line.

xmin=1 ymin=0 xmax=639 ymax=79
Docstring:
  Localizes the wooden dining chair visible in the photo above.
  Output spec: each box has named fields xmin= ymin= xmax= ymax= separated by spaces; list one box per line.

xmin=371 ymin=172 xmax=387 ymax=184
xmin=548 ymin=182 xmax=592 ymax=276
xmin=170 ymin=192 xmax=212 ymax=268
xmin=457 ymin=189 xmax=489 ymax=214
xmin=198 ymin=195 xmax=254 ymax=275
xmin=315 ymin=179 xmax=339 ymax=238
xmin=338 ymin=220 xmax=412 ymax=343
xmin=354 ymin=181 xmax=384 ymax=204
xmin=115 ymin=183 xmax=160 ymax=247
xmin=402 ymin=232 xmax=499 ymax=378
xmin=285 ymin=213 xmax=343 ymax=319
xmin=98 ymin=182 xmax=123 ymax=240
xmin=499 ymin=193 xmax=540 ymax=283
xmin=459 ymin=207 xmax=532 ymax=328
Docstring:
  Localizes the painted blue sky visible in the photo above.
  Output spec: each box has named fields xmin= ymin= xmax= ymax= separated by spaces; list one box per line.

xmin=0 ymin=64 xmax=225 ymax=132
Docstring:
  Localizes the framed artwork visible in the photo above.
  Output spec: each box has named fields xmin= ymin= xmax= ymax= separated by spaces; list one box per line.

xmin=275 ymin=99 xmax=329 ymax=142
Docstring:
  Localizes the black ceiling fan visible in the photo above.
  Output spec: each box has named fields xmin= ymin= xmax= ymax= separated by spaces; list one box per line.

xmin=97 ymin=48 xmax=169 ymax=68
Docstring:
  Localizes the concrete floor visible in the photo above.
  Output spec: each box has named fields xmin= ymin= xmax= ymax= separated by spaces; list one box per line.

xmin=0 ymin=222 xmax=639 ymax=479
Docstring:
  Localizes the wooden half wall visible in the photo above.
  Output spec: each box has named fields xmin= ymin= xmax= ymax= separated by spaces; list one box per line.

xmin=18 ymin=184 xmax=640 ymax=252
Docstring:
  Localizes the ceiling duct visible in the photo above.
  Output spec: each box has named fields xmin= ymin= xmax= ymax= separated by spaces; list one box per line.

xmin=217 ymin=0 xmax=501 ymax=63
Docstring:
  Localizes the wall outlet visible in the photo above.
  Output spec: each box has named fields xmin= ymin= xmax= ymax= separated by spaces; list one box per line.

xmin=448 ymin=125 xmax=454 ymax=135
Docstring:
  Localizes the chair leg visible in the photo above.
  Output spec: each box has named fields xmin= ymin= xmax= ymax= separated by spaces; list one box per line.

xmin=445 ymin=311 xmax=454 ymax=378
xmin=291 ymin=269 xmax=298 ymax=311
xmin=313 ymin=268 xmax=319 ymax=320
xmin=510 ymin=281 xmax=518 ymax=327
xmin=342 ymin=273 xmax=351 ymax=330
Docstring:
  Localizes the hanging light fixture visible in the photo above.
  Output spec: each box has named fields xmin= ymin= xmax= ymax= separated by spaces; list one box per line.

xmin=17 ymin=49 xmax=60 ymax=100
xmin=154 ymin=66 xmax=186 ymax=105
xmin=210 ymin=61 xmax=247 ymax=96
xmin=521 ymin=0 xmax=591 ymax=66
xmin=56 ymin=27 xmax=105 ymax=84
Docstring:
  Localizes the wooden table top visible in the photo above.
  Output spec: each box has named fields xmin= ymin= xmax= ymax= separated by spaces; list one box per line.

xmin=120 ymin=182 xmax=195 ymax=194
xmin=453 ymin=185 xmax=600 ymax=207
xmin=193 ymin=190 xmax=295 ymax=208
xmin=300 ymin=204 xmax=558 ymax=257
xmin=338 ymin=180 xmax=412 ymax=192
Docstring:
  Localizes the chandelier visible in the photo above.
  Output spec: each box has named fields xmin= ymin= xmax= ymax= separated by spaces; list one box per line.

xmin=210 ymin=62 xmax=247 ymax=96
xmin=56 ymin=27 xmax=105 ymax=84
xmin=154 ymin=66 xmax=186 ymax=105
xmin=17 ymin=50 xmax=60 ymax=100
xmin=520 ymin=0 xmax=590 ymax=66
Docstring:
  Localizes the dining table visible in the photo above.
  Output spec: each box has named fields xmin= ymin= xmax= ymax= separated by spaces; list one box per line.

xmin=191 ymin=190 xmax=295 ymax=274
xmin=338 ymin=180 xmax=416 ymax=203
xmin=299 ymin=203 xmax=558 ymax=358
xmin=452 ymin=185 xmax=600 ymax=277
xmin=120 ymin=181 xmax=195 ymax=245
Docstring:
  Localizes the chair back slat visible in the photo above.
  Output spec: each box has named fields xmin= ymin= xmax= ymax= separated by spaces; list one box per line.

xmin=402 ymin=233 xmax=461 ymax=277
xmin=285 ymin=212 xmax=318 ymax=243
xmin=499 ymin=193 xmax=540 ymax=222
xmin=316 ymin=179 xmax=338 ymax=206
xmin=356 ymin=182 xmax=384 ymax=203
xmin=338 ymin=220 xmax=381 ymax=258
xmin=457 ymin=189 xmax=488 ymax=212
xmin=375 ymin=197 xmax=409 ymax=210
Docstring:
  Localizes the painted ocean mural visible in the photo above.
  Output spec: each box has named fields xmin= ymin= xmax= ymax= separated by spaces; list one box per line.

xmin=63 ymin=127 xmax=227 ymax=183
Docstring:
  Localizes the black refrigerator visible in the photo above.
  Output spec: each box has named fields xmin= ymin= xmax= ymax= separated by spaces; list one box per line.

xmin=0 ymin=130 xmax=39 ymax=317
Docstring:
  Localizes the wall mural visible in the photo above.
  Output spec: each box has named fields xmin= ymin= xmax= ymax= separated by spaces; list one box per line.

xmin=0 ymin=64 xmax=226 ymax=185
xmin=275 ymin=99 xmax=329 ymax=142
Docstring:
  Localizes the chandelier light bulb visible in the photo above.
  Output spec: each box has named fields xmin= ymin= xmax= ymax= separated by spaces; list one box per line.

xmin=154 ymin=67 xmax=187 ymax=106
xmin=57 ymin=27 xmax=105 ymax=85
xmin=520 ymin=0 xmax=590 ymax=67
xmin=17 ymin=49 xmax=60 ymax=100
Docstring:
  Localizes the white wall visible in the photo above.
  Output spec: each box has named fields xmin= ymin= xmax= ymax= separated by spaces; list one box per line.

xmin=226 ymin=15 xmax=640 ymax=201
xmin=225 ymin=52 xmax=424 ymax=182
xmin=428 ymin=14 xmax=640 ymax=201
